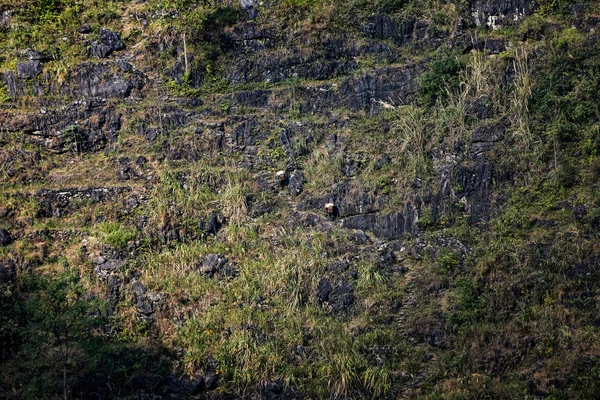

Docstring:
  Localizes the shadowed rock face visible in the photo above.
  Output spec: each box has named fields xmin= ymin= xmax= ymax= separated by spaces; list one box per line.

xmin=0 ymin=99 xmax=124 ymax=153
xmin=0 ymin=258 xmax=16 ymax=283
xmin=341 ymin=207 xmax=418 ymax=240
xmin=0 ymin=229 xmax=12 ymax=246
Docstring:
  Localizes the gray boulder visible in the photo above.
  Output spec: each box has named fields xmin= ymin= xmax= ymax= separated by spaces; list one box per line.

xmin=90 ymin=43 xmax=113 ymax=59
xmin=99 ymin=28 xmax=125 ymax=50
xmin=200 ymin=253 xmax=228 ymax=275
xmin=240 ymin=0 xmax=258 ymax=19
xmin=91 ymin=28 xmax=125 ymax=58
xmin=288 ymin=170 xmax=305 ymax=197
xmin=16 ymin=61 xmax=42 ymax=79
xmin=132 ymin=280 xmax=163 ymax=315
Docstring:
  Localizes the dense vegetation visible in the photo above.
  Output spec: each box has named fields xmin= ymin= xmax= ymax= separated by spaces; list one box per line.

xmin=1 ymin=0 xmax=600 ymax=398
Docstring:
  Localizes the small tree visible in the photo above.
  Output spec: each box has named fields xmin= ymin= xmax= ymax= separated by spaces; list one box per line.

xmin=22 ymin=267 xmax=103 ymax=400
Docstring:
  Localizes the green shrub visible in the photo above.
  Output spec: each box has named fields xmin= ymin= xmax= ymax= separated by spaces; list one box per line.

xmin=419 ymin=51 xmax=464 ymax=106
xmin=437 ymin=248 xmax=460 ymax=272
xmin=34 ymin=0 xmax=58 ymax=23
xmin=0 ymin=85 xmax=10 ymax=103
xmin=378 ymin=0 xmax=405 ymax=12
xmin=418 ymin=208 xmax=437 ymax=230
xmin=554 ymin=163 xmax=578 ymax=189
xmin=530 ymin=42 xmax=600 ymax=128
xmin=448 ymin=277 xmax=490 ymax=333
xmin=62 ymin=124 xmax=87 ymax=153
xmin=535 ymin=0 xmax=574 ymax=17
xmin=97 ymin=222 xmax=138 ymax=249
xmin=556 ymin=27 xmax=585 ymax=49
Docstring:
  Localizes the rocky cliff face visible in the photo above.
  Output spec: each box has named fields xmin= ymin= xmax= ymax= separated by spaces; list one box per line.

xmin=2 ymin=0 xmax=600 ymax=398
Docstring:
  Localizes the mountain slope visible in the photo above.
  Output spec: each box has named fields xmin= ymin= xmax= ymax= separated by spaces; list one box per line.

xmin=1 ymin=0 xmax=600 ymax=398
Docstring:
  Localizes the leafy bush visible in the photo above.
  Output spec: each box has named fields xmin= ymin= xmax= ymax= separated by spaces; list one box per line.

xmin=0 ymin=85 xmax=10 ymax=103
xmin=535 ymin=0 xmax=574 ymax=17
xmin=378 ymin=0 xmax=405 ymax=12
xmin=554 ymin=162 xmax=578 ymax=189
xmin=62 ymin=124 xmax=87 ymax=153
xmin=531 ymin=36 xmax=600 ymax=127
xmin=418 ymin=208 xmax=437 ymax=230
xmin=448 ymin=277 xmax=490 ymax=333
xmin=437 ymin=249 xmax=460 ymax=272
xmin=419 ymin=51 xmax=464 ymax=106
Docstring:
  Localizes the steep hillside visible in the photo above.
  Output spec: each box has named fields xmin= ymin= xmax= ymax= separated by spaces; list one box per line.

xmin=1 ymin=0 xmax=600 ymax=398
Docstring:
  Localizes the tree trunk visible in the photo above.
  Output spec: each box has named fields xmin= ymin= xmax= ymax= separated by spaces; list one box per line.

xmin=64 ymin=365 xmax=67 ymax=400
xmin=183 ymin=33 xmax=189 ymax=74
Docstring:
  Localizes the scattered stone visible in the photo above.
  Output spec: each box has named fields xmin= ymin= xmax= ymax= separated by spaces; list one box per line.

xmin=201 ymin=214 xmax=224 ymax=235
xmin=298 ymin=213 xmax=322 ymax=227
xmin=328 ymin=259 xmax=350 ymax=272
xmin=127 ymin=197 xmax=139 ymax=208
xmin=200 ymin=253 xmax=228 ymax=275
xmin=95 ymin=259 xmax=126 ymax=278
xmin=136 ymin=156 xmax=147 ymax=167
xmin=374 ymin=154 xmax=391 ymax=170
xmin=472 ymin=123 xmax=505 ymax=143
xmin=470 ymin=0 xmax=531 ymax=29
xmin=222 ymin=263 xmax=239 ymax=279
xmin=107 ymin=274 xmax=122 ymax=308
xmin=37 ymin=187 xmax=132 ymax=217
xmin=145 ymin=128 xmax=158 ymax=141
xmin=77 ymin=23 xmax=91 ymax=34
xmin=320 ymin=282 xmax=355 ymax=314
xmin=92 ymin=256 xmax=107 ymax=265
xmin=485 ymin=38 xmax=505 ymax=53
xmin=363 ymin=15 xmax=398 ymax=40
xmin=471 ymin=123 xmax=506 ymax=154
xmin=116 ymin=59 xmax=133 ymax=72
xmin=341 ymin=208 xmax=418 ymax=240
xmin=326 ymin=133 xmax=337 ymax=152
xmin=350 ymin=230 xmax=371 ymax=245
xmin=342 ymin=158 xmax=359 ymax=177
xmin=3 ymin=71 xmax=19 ymax=97
xmin=316 ymin=278 xmax=333 ymax=303
xmin=167 ymin=373 xmax=206 ymax=395
xmin=132 ymin=280 xmax=163 ymax=315
xmin=90 ymin=43 xmax=112 ymax=59
xmin=22 ymin=49 xmax=48 ymax=61
xmin=377 ymin=247 xmax=397 ymax=268
xmin=467 ymin=96 xmax=493 ymax=120
xmin=250 ymin=203 xmax=273 ymax=218
xmin=99 ymin=28 xmax=125 ymax=51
